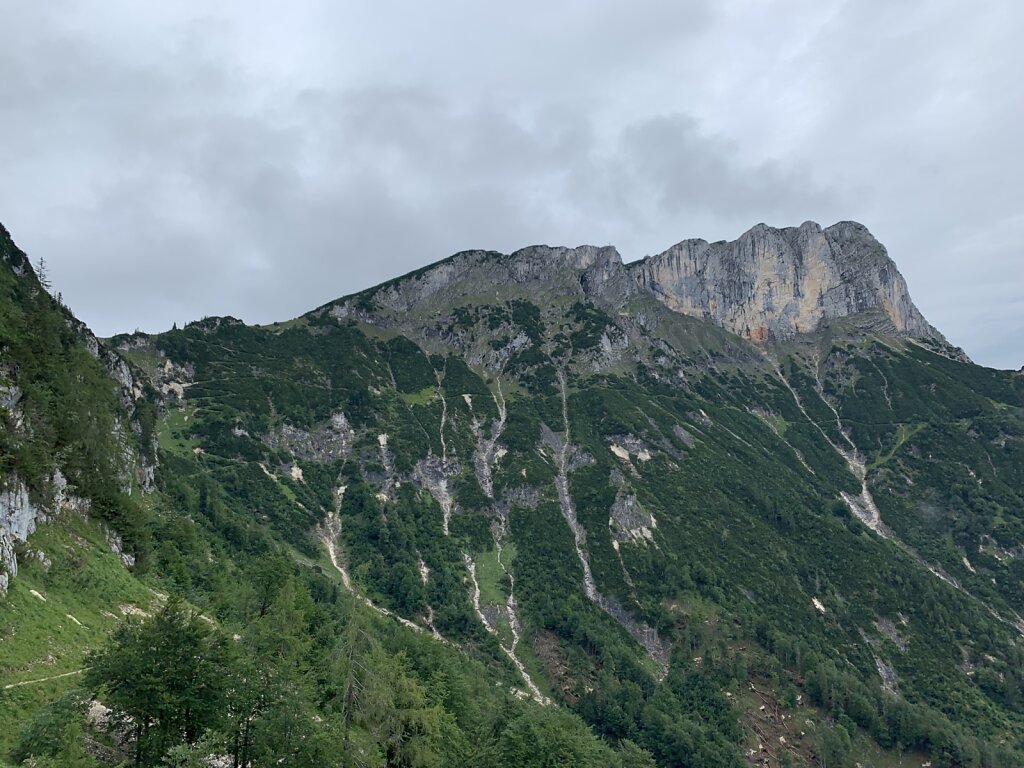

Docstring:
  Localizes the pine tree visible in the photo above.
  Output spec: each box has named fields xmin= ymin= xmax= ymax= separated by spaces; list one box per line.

xmin=53 ymin=720 xmax=96 ymax=768
xmin=35 ymin=256 xmax=51 ymax=292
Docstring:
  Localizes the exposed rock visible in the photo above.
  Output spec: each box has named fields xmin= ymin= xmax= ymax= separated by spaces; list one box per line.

xmin=50 ymin=469 xmax=90 ymax=518
xmin=875 ymin=617 xmax=910 ymax=651
xmin=875 ymin=656 xmax=900 ymax=694
xmin=487 ymin=486 xmax=542 ymax=518
xmin=32 ymin=548 xmax=51 ymax=570
xmin=347 ymin=245 xmax=625 ymax=316
xmin=150 ymin=359 xmax=195 ymax=403
xmin=374 ymin=433 xmax=397 ymax=503
xmin=608 ymin=434 xmax=654 ymax=464
xmin=0 ymin=381 xmax=22 ymax=411
xmin=672 ymin=424 xmax=696 ymax=449
xmin=264 ymin=411 xmax=354 ymax=463
xmin=688 ymin=410 xmax=714 ymax=429
xmin=548 ymin=375 xmax=671 ymax=677
xmin=631 ymin=220 xmax=953 ymax=348
xmin=0 ymin=471 xmax=98 ymax=594
xmin=104 ymin=350 xmax=143 ymax=401
xmin=322 ymin=221 xmax=955 ymax=370
xmin=464 ymin=380 xmax=514 ymax=502
xmin=609 ymin=490 xmax=657 ymax=547
xmin=412 ymin=454 xmax=460 ymax=534
xmin=0 ymin=479 xmax=40 ymax=541
xmin=104 ymin=525 xmax=136 ymax=569
xmin=0 ymin=479 xmax=38 ymax=594
xmin=979 ymin=534 xmax=1024 ymax=562
xmin=0 ymin=532 xmax=15 ymax=594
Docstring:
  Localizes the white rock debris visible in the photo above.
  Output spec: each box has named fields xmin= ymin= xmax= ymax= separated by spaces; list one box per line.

xmin=550 ymin=373 xmax=671 ymax=678
xmin=463 ymin=547 xmax=549 ymax=705
xmin=319 ymin=487 xmax=423 ymax=635
xmin=470 ymin=378 xmax=508 ymax=500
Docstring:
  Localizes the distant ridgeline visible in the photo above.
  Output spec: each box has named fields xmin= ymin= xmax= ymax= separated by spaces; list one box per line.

xmin=2 ymin=219 xmax=1022 ymax=768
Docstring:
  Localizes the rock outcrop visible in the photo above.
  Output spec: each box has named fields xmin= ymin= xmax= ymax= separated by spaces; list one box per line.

xmin=264 ymin=411 xmax=355 ymax=463
xmin=630 ymin=220 xmax=943 ymax=343
xmin=326 ymin=220 xmax=952 ymax=353
xmin=0 ymin=477 xmax=49 ymax=596
xmin=0 ymin=479 xmax=37 ymax=595
xmin=0 ymin=471 xmax=99 ymax=595
xmin=328 ymin=244 xmax=628 ymax=320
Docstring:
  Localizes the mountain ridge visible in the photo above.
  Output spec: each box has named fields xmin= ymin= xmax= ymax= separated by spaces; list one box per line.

xmin=311 ymin=220 xmax=966 ymax=364
xmin=4 ymin=217 xmax=1023 ymax=768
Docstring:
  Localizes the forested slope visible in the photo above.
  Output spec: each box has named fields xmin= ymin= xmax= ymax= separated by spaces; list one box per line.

xmin=2 ymin=223 xmax=1023 ymax=767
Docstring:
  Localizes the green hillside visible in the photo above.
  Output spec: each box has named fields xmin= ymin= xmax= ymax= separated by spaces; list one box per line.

xmin=2 ymin=224 xmax=1022 ymax=767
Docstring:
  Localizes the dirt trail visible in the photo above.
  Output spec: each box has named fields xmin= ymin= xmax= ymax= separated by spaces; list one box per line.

xmin=3 ymin=668 xmax=83 ymax=690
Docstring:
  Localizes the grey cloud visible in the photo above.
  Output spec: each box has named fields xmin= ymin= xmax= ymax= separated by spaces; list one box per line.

xmin=618 ymin=114 xmax=842 ymax=228
xmin=0 ymin=1 xmax=1020 ymax=368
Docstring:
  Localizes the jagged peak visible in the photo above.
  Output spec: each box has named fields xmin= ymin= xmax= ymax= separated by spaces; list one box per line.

xmin=630 ymin=219 xmax=954 ymax=348
xmin=307 ymin=219 xmax=966 ymax=356
xmin=824 ymin=219 xmax=872 ymax=234
xmin=643 ymin=220 xmax=845 ymax=263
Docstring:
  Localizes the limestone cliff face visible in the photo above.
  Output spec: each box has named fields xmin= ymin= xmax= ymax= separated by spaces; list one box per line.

xmin=324 ymin=219 xmax=953 ymax=355
xmin=630 ymin=220 xmax=941 ymax=342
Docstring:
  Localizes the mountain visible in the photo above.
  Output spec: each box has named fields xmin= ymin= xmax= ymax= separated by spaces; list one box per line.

xmin=633 ymin=221 xmax=949 ymax=345
xmin=2 ymin=220 xmax=1022 ymax=768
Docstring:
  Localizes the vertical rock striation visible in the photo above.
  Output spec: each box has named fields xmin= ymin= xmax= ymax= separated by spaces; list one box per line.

xmin=326 ymin=219 xmax=955 ymax=354
xmin=630 ymin=220 xmax=945 ymax=343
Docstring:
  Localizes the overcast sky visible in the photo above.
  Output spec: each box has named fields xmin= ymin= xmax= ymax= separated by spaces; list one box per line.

xmin=1 ymin=1 xmax=1021 ymax=368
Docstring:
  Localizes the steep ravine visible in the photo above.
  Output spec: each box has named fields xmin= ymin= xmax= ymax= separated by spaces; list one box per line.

xmin=552 ymin=373 xmax=671 ymax=678
xmin=460 ymin=376 xmax=547 ymax=702
xmin=319 ymin=486 xmax=422 ymax=634
xmin=470 ymin=378 xmax=508 ymax=500
xmin=463 ymin=547 xmax=548 ymax=704
xmin=773 ymin=359 xmax=1024 ymax=637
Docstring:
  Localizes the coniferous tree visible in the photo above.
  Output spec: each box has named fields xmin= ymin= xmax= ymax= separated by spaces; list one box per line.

xmin=84 ymin=598 xmax=232 ymax=767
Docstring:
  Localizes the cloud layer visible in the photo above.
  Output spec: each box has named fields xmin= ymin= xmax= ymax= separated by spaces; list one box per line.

xmin=1 ymin=0 xmax=1020 ymax=367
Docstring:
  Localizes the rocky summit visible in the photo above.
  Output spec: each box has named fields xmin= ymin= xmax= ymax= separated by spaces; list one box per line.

xmin=633 ymin=221 xmax=944 ymax=343
xmin=1 ymin=219 xmax=1022 ymax=768
xmin=326 ymin=219 xmax=959 ymax=353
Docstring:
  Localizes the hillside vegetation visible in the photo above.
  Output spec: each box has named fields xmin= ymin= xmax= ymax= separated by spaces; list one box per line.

xmin=2 ymin=223 xmax=1022 ymax=767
